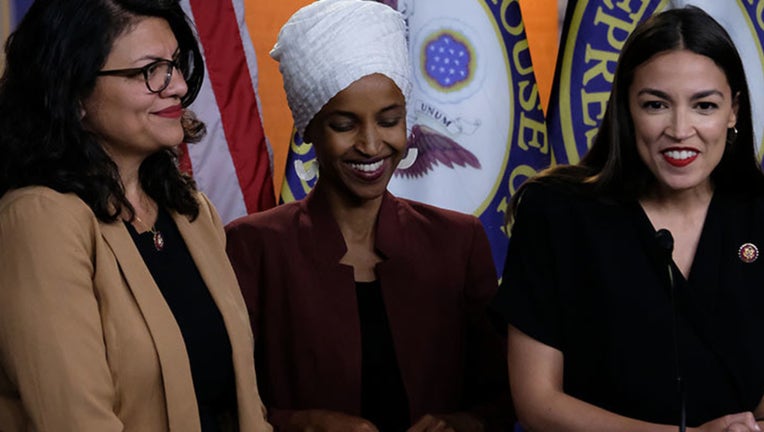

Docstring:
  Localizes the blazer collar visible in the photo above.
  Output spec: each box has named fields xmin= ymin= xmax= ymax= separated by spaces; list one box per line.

xmin=303 ymin=190 xmax=405 ymax=263
xmin=303 ymin=189 xmax=348 ymax=264
xmin=99 ymin=217 xmax=200 ymax=431
xmin=374 ymin=191 xmax=406 ymax=260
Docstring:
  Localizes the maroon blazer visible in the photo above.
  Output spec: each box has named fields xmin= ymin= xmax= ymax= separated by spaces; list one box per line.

xmin=226 ymin=190 xmax=510 ymax=430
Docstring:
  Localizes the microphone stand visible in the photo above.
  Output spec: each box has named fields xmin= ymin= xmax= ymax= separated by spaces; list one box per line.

xmin=656 ymin=229 xmax=686 ymax=432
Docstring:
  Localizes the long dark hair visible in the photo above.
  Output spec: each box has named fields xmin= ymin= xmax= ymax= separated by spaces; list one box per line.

xmin=512 ymin=6 xmax=764 ymax=215
xmin=0 ymin=0 xmax=206 ymax=221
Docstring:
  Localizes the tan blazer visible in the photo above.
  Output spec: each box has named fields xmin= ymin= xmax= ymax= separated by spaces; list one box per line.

xmin=0 ymin=186 xmax=272 ymax=432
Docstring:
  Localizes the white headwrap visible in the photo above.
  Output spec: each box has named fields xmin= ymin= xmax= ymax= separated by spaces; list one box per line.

xmin=270 ymin=0 xmax=412 ymax=137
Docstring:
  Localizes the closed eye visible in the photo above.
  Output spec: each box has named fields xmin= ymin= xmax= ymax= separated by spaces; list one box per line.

xmin=329 ymin=121 xmax=355 ymax=132
xmin=378 ymin=116 xmax=402 ymax=128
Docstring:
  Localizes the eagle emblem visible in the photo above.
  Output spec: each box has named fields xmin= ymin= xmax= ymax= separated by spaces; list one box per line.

xmin=395 ymin=124 xmax=481 ymax=179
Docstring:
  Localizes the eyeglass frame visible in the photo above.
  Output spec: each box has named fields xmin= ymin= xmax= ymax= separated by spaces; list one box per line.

xmin=97 ymin=57 xmax=182 ymax=94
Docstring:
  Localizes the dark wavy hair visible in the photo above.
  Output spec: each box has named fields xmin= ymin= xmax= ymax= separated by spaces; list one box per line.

xmin=512 ymin=6 xmax=764 ymax=215
xmin=0 ymin=0 xmax=206 ymax=221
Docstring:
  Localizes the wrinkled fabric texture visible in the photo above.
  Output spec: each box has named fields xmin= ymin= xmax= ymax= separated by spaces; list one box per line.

xmin=270 ymin=0 xmax=411 ymax=137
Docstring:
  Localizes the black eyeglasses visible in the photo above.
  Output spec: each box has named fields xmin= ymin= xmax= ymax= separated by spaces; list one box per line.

xmin=97 ymin=58 xmax=181 ymax=93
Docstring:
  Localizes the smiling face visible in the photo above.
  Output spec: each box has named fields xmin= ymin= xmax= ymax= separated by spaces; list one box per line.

xmin=629 ymin=49 xmax=738 ymax=196
xmin=305 ymin=73 xmax=407 ymax=205
xmin=82 ymin=16 xmax=187 ymax=169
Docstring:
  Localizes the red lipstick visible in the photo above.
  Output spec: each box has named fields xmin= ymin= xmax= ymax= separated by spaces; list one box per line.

xmin=154 ymin=104 xmax=183 ymax=119
xmin=662 ymin=148 xmax=698 ymax=167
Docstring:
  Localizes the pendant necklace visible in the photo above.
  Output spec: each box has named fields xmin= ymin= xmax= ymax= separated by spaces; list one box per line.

xmin=135 ymin=215 xmax=165 ymax=251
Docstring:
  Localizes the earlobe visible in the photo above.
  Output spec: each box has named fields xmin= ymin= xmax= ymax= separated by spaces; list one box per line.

xmin=727 ymin=125 xmax=738 ymax=146
xmin=730 ymin=92 xmax=740 ymax=127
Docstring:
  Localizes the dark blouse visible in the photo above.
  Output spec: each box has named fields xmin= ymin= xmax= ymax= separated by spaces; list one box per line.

xmin=493 ymin=183 xmax=764 ymax=427
xmin=356 ymin=280 xmax=410 ymax=431
xmin=126 ymin=208 xmax=237 ymax=431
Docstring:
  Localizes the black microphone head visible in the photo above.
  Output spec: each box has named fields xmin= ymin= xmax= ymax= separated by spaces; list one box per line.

xmin=655 ymin=228 xmax=674 ymax=253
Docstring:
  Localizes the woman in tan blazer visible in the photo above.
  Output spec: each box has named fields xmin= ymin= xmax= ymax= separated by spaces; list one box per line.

xmin=0 ymin=1 xmax=271 ymax=431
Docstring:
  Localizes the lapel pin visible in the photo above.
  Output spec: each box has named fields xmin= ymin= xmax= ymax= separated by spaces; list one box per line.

xmin=738 ymin=243 xmax=759 ymax=263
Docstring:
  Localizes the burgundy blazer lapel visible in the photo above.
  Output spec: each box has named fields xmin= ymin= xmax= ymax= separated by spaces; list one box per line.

xmin=301 ymin=191 xmax=363 ymax=412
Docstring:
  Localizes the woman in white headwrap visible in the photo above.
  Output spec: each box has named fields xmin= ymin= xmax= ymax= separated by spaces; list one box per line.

xmin=226 ymin=1 xmax=510 ymax=431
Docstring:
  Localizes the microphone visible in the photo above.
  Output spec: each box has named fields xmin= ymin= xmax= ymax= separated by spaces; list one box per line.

xmin=655 ymin=228 xmax=674 ymax=255
xmin=655 ymin=229 xmax=685 ymax=432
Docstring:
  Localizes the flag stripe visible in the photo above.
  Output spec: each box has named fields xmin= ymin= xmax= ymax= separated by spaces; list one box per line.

xmin=182 ymin=45 xmax=250 ymax=222
xmin=189 ymin=0 xmax=276 ymax=214
xmin=233 ymin=0 xmax=276 ymax=174
xmin=181 ymin=0 xmax=252 ymax=223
